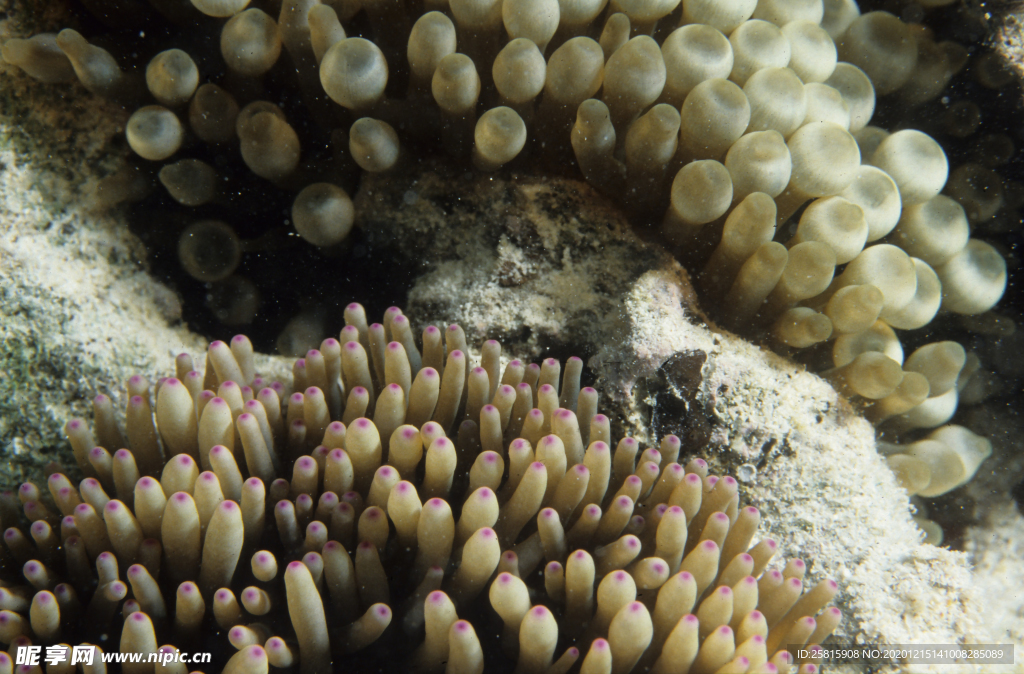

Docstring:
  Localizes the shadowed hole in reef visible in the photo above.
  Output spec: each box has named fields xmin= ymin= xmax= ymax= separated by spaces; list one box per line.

xmin=648 ymin=351 xmax=712 ymax=452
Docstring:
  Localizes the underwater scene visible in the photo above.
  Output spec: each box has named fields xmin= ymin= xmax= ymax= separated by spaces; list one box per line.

xmin=0 ymin=0 xmax=1022 ymax=671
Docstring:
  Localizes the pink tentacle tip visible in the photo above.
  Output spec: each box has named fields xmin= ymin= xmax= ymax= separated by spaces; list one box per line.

xmin=531 ymin=606 xmax=548 ymax=616
xmin=115 ymin=449 xmax=132 ymax=459
xmin=355 ymin=418 xmax=371 ymax=428
xmin=220 ymin=500 xmax=237 ymax=510
xmin=701 ymin=540 xmax=718 ymax=551
xmin=376 ymin=605 xmax=391 ymax=617
xmin=89 ymin=447 xmax=105 ymax=458
xmin=450 ymin=350 xmax=464 ymax=359
xmin=626 ymin=536 xmax=640 ymax=548
xmin=454 ymin=620 xmax=471 ymax=633
xmin=131 ymin=612 xmax=147 ymax=622
xmin=480 ymin=528 xmax=495 ymax=538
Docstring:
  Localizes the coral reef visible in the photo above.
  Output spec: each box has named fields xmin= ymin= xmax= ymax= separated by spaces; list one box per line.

xmin=1 ymin=0 xmax=1024 ymax=669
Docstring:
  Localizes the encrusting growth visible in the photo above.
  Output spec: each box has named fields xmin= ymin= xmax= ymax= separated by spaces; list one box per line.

xmin=1 ymin=304 xmax=840 ymax=673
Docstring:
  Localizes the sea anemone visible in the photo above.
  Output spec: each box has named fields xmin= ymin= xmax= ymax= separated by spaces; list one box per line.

xmin=0 ymin=304 xmax=840 ymax=672
xmin=0 ymin=0 xmax=1011 ymax=356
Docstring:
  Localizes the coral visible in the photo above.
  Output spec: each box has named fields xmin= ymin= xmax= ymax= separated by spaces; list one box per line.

xmin=0 ymin=304 xmax=843 ymax=672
